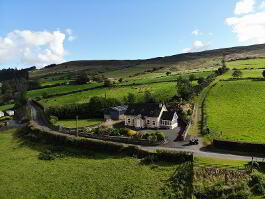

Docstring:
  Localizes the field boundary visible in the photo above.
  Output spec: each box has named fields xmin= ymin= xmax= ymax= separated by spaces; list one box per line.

xmin=213 ymin=139 xmax=265 ymax=154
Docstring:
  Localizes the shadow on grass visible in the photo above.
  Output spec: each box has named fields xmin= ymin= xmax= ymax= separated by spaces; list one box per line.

xmin=199 ymin=144 xmax=265 ymax=159
xmin=221 ymin=77 xmax=265 ymax=82
xmin=160 ymin=161 xmax=193 ymax=198
xmin=11 ymin=127 xmax=129 ymax=161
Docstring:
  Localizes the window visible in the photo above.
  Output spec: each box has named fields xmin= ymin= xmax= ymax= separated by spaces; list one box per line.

xmin=153 ymin=121 xmax=156 ymax=125
xmin=127 ymin=118 xmax=130 ymax=124
xmin=147 ymin=120 xmax=150 ymax=125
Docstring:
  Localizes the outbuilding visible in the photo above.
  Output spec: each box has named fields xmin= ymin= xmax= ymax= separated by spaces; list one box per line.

xmin=104 ymin=105 xmax=128 ymax=121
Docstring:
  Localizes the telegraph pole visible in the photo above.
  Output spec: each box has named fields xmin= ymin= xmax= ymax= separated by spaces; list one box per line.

xmin=76 ymin=115 xmax=79 ymax=137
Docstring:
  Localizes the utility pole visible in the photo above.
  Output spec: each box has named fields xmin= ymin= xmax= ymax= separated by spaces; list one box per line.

xmin=76 ymin=115 xmax=79 ymax=137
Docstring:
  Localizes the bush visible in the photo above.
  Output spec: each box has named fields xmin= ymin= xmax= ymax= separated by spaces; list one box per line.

xmin=127 ymin=129 xmax=137 ymax=136
xmin=252 ymin=183 xmax=265 ymax=195
xmin=38 ymin=150 xmax=56 ymax=160
xmin=42 ymin=91 xmax=49 ymax=99
xmin=155 ymin=131 xmax=165 ymax=141
xmin=49 ymin=115 xmax=58 ymax=124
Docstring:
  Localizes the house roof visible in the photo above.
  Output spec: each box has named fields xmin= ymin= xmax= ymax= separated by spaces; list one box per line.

xmin=124 ymin=103 xmax=163 ymax=117
xmin=161 ymin=111 xmax=176 ymax=121
xmin=110 ymin=105 xmax=128 ymax=112
xmin=105 ymin=105 xmax=128 ymax=114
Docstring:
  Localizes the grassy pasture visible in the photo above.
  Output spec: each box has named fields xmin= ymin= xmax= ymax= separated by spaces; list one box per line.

xmin=226 ymin=58 xmax=265 ymax=70
xmin=0 ymin=128 xmax=178 ymax=199
xmin=27 ymin=82 xmax=102 ymax=99
xmin=56 ymin=119 xmax=103 ymax=128
xmin=120 ymin=71 xmax=213 ymax=86
xmin=206 ymin=80 xmax=265 ymax=143
xmin=221 ymin=69 xmax=264 ymax=79
xmin=40 ymin=82 xmax=178 ymax=107
xmin=0 ymin=104 xmax=14 ymax=111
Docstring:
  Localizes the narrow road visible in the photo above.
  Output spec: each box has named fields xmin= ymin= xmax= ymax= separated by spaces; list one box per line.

xmin=29 ymin=101 xmax=265 ymax=162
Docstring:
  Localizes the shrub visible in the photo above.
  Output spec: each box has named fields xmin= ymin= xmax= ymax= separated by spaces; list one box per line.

xmin=49 ymin=115 xmax=58 ymax=124
xmin=42 ymin=91 xmax=49 ymax=99
xmin=38 ymin=150 xmax=56 ymax=160
xmin=155 ymin=131 xmax=165 ymax=141
xmin=110 ymin=128 xmax=120 ymax=136
xmin=127 ymin=129 xmax=137 ymax=136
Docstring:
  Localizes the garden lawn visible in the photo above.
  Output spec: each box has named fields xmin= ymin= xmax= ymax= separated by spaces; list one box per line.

xmin=206 ymin=80 xmax=265 ymax=143
xmin=40 ymin=82 xmax=178 ymax=107
xmin=0 ymin=128 xmax=177 ymax=199
xmin=56 ymin=119 xmax=103 ymax=128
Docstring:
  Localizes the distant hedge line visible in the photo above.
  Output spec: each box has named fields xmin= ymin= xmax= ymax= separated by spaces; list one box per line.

xmin=213 ymin=139 xmax=265 ymax=154
xmin=20 ymin=121 xmax=193 ymax=163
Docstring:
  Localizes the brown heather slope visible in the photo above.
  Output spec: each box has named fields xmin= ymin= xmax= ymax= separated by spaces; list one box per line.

xmin=30 ymin=43 xmax=265 ymax=79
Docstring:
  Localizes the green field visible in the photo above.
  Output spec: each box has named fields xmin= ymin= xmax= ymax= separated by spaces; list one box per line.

xmin=119 ymin=71 xmax=213 ymax=86
xmin=220 ymin=69 xmax=264 ymax=79
xmin=0 ymin=128 xmax=179 ymax=199
xmin=27 ymin=82 xmax=102 ymax=99
xmin=56 ymin=119 xmax=103 ymax=128
xmin=40 ymin=82 xmax=178 ymax=107
xmin=206 ymin=80 xmax=265 ymax=142
xmin=0 ymin=104 xmax=14 ymax=111
xmin=226 ymin=58 xmax=265 ymax=70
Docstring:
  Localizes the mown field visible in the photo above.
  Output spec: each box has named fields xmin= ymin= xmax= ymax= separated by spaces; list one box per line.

xmin=56 ymin=119 xmax=103 ymax=128
xmin=0 ymin=128 xmax=179 ymax=199
xmin=206 ymin=79 xmax=265 ymax=142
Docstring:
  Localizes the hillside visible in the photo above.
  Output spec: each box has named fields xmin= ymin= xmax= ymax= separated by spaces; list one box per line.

xmin=30 ymin=43 xmax=265 ymax=79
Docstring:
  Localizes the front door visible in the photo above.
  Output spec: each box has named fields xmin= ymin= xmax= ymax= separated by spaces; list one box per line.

xmin=135 ymin=119 xmax=141 ymax=128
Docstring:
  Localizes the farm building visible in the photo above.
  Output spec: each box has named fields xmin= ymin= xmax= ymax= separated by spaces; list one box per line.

xmin=6 ymin=110 xmax=14 ymax=116
xmin=0 ymin=111 xmax=4 ymax=117
xmin=124 ymin=103 xmax=178 ymax=129
xmin=104 ymin=105 xmax=128 ymax=121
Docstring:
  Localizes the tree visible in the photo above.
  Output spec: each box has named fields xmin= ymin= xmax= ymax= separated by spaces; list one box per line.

xmin=166 ymin=71 xmax=171 ymax=76
xmin=104 ymin=79 xmax=112 ymax=87
xmin=118 ymin=78 xmax=123 ymax=83
xmin=197 ymin=77 xmax=205 ymax=85
xmin=176 ymin=77 xmax=193 ymax=101
xmin=75 ymin=73 xmax=89 ymax=85
xmin=144 ymin=91 xmax=155 ymax=103
xmin=127 ymin=93 xmax=136 ymax=104
xmin=262 ymin=70 xmax=265 ymax=78
xmin=189 ymin=74 xmax=196 ymax=81
xmin=232 ymin=70 xmax=243 ymax=78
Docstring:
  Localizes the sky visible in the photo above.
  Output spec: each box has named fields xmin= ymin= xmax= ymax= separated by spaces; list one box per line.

xmin=1 ymin=0 xmax=265 ymax=68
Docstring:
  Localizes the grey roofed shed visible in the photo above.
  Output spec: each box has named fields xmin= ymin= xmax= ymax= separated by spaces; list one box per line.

xmin=104 ymin=105 xmax=128 ymax=120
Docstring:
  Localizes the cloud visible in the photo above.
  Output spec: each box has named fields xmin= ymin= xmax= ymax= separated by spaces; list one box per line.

xmin=234 ymin=0 xmax=255 ymax=15
xmin=192 ymin=29 xmax=202 ymax=36
xmin=65 ymin=28 xmax=76 ymax=41
xmin=226 ymin=4 xmax=265 ymax=44
xmin=0 ymin=30 xmax=72 ymax=67
xmin=182 ymin=40 xmax=211 ymax=53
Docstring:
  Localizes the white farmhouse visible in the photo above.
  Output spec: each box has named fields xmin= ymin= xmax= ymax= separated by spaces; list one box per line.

xmin=124 ymin=103 xmax=178 ymax=129
xmin=0 ymin=111 xmax=4 ymax=117
xmin=6 ymin=110 xmax=14 ymax=116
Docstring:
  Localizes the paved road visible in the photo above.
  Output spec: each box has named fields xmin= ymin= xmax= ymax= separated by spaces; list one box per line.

xmin=29 ymin=101 xmax=265 ymax=161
